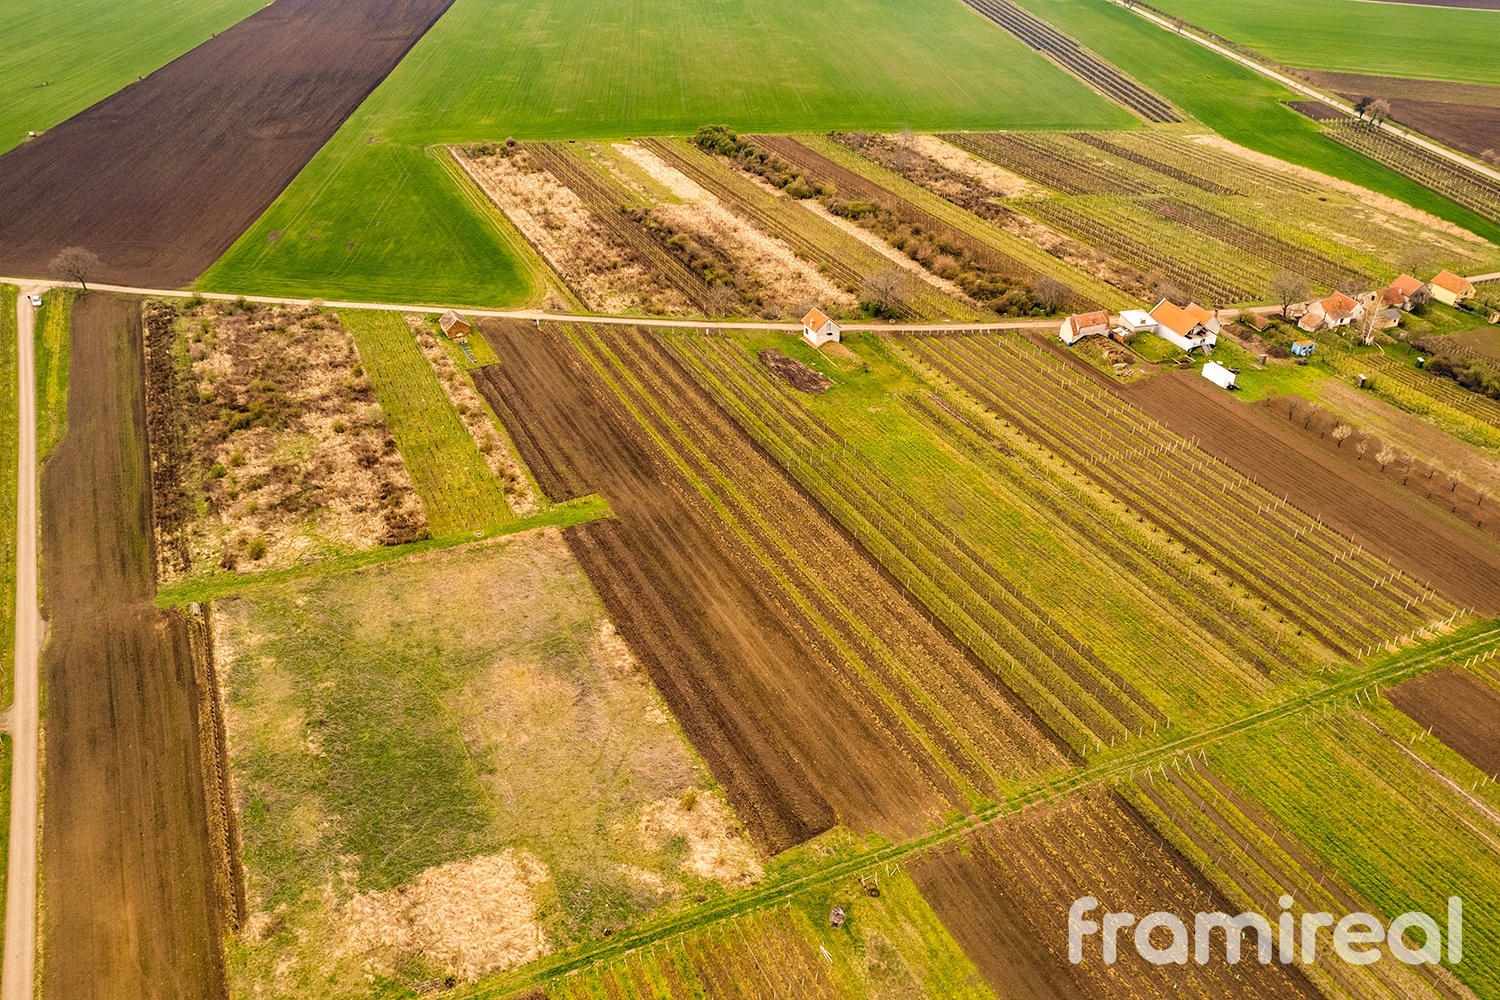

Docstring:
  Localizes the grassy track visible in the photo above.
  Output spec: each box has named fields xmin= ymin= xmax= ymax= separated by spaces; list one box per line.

xmin=341 ymin=310 xmax=513 ymax=535
xmin=198 ymin=0 xmax=1132 ymax=306
xmin=1007 ymin=0 xmax=1500 ymax=244
xmin=1142 ymin=0 xmax=1500 ymax=86
xmin=34 ymin=289 xmax=71 ymax=460
xmin=0 ymin=0 xmax=261 ymax=154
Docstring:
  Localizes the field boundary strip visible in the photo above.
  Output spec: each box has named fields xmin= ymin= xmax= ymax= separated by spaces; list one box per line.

xmin=152 ymin=494 xmax=611 ymax=608
xmin=457 ymin=619 xmax=1500 ymax=998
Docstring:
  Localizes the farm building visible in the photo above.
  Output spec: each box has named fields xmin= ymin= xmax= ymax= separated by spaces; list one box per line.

xmin=1382 ymin=273 xmax=1429 ymax=311
xmin=1117 ymin=309 xmax=1156 ymax=338
xmin=1059 ymin=310 xmax=1110 ymax=346
xmin=439 ymin=310 xmax=472 ymax=340
xmin=1297 ymin=291 xmax=1363 ymax=333
xmin=1201 ymin=360 xmax=1236 ymax=389
xmin=1246 ymin=311 xmax=1272 ymax=332
xmin=802 ymin=308 xmax=841 ymax=347
xmin=1149 ymin=299 xmax=1217 ymax=352
xmin=1291 ymin=340 xmax=1316 ymax=357
xmin=1429 ymin=270 xmax=1475 ymax=307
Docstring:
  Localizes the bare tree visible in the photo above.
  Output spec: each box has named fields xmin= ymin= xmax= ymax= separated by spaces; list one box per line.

xmin=1269 ymin=270 xmax=1310 ymax=317
xmin=1355 ymin=440 xmax=1368 ymax=461
xmin=704 ymin=283 xmax=739 ymax=319
xmin=1032 ymin=276 xmax=1072 ymax=314
xmin=1369 ymin=99 xmax=1392 ymax=124
xmin=1332 ymin=423 xmax=1353 ymax=448
xmin=1353 ymin=96 xmax=1374 ymax=119
xmin=50 ymin=246 xmax=101 ymax=292
xmin=860 ymin=268 xmax=911 ymax=317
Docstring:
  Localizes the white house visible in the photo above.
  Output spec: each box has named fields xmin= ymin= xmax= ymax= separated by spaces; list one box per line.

xmin=1430 ymin=270 xmax=1475 ymax=307
xmin=802 ymin=307 xmax=841 ymax=347
xmin=1201 ymin=360 xmax=1236 ymax=389
xmin=1117 ymin=309 xmax=1156 ymax=338
xmin=1149 ymin=299 xmax=1217 ymax=352
xmin=1059 ymin=310 xmax=1110 ymax=346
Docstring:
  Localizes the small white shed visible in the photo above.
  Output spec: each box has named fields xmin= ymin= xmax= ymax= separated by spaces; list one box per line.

xmin=1118 ymin=309 xmax=1156 ymax=337
xmin=1201 ymin=360 xmax=1236 ymax=390
xmin=802 ymin=308 xmax=841 ymax=347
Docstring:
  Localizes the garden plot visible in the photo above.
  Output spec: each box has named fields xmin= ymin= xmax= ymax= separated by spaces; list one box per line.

xmin=143 ymin=299 xmax=427 ymax=581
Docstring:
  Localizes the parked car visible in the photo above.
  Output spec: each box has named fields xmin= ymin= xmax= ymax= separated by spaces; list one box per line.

xmin=29 ymin=295 xmax=42 ymax=307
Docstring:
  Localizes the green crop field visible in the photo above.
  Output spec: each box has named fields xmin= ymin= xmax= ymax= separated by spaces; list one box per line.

xmin=197 ymin=0 xmax=1133 ymax=306
xmin=1007 ymin=0 xmax=1500 ymax=244
xmin=340 ymin=310 xmax=515 ymax=535
xmin=1205 ymin=694 xmax=1500 ymax=997
xmin=0 ymin=0 xmax=261 ymax=154
xmin=1143 ymin=0 xmax=1500 ymax=86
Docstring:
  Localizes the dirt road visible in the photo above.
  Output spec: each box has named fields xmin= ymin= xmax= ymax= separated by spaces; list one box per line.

xmin=1 ymin=286 xmax=40 ymax=1000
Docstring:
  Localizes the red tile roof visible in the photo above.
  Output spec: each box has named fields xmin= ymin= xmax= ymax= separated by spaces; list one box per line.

xmin=802 ymin=307 xmax=833 ymax=330
xmin=1389 ymin=273 xmax=1425 ymax=297
xmin=1432 ymin=270 xmax=1474 ymax=296
xmin=1149 ymin=299 xmax=1203 ymax=338
xmin=1067 ymin=310 xmax=1109 ymax=335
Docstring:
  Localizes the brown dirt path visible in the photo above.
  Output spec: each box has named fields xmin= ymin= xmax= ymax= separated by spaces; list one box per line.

xmin=1122 ymin=370 xmax=1500 ymax=614
xmin=38 ymin=294 xmax=227 ymax=998
xmin=0 ymin=0 xmax=456 ymax=287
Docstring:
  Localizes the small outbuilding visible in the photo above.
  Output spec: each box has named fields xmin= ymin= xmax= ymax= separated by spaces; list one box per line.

xmin=1059 ymin=310 xmax=1110 ymax=346
xmin=802 ymin=307 xmax=841 ymax=347
xmin=1117 ymin=309 xmax=1156 ymax=338
xmin=1201 ymin=360 xmax=1237 ymax=389
xmin=1290 ymin=340 xmax=1316 ymax=357
xmin=1430 ymin=270 xmax=1475 ymax=307
xmin=439 ymin=310 xmax=472 ymax=341
xmin=1246 ymin=311 xmax=1272 ymax=332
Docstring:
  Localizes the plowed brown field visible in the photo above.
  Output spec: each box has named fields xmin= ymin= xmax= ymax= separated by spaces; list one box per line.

xmin=1123 ymin=370 xmax=1500 ymax=614
xmin=0 ymin=0 xmax=455 ymax=286
xmin=39 ymin=294 xmax=230 ymax=998
xmin=473 ymin=321 xmax=1061 ymax=853
xmin=1387 ymin=668 xmax=1500 ymax=775
xmin=910 ymin=790 xmax=1318 ymax=998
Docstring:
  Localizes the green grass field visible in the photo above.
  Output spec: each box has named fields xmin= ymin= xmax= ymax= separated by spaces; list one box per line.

xmin=1143 ymin=0 xmax=1500 ymax=86
xmin=220 ymin=531 xmax=749 ymax=998
xmin=1008 ymin=0 xmax=1500 ymax=244
xmin=197 ymin=0 xmax=1133 ymax=306
xmin=341 ymin=310 xmax=515 ymax=535
xmin=0 ymin=0 xmax=261 ymax=154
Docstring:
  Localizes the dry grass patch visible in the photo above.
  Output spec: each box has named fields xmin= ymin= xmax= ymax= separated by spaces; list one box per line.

xmin=455 ymin=145 xmax=692 ymax=315
xmin=144 ymin=299 xmax=425 ymax=581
